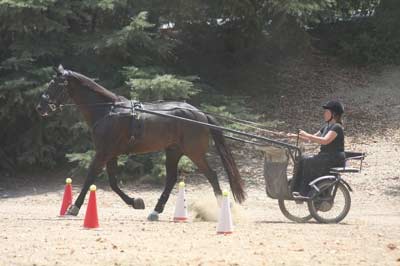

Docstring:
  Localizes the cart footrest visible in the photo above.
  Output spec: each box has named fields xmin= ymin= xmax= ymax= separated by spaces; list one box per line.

xmin=292 ymin=192 xmax=310 ymax=200
xmin=330 ymin=167 xmax=359 ymax=173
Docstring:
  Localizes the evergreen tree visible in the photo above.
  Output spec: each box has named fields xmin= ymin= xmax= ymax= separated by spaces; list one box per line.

xmin=0 ymin=0 xmax=187 ymax=173
xmin=1 ymin=0 xmax=398 ymax=175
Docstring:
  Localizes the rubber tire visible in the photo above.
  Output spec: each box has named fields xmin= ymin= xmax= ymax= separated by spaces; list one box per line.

xmin=278 ymin=199 xmax=313 ymax=223
xmin=308 ymin=180 xmax=351 ymax=224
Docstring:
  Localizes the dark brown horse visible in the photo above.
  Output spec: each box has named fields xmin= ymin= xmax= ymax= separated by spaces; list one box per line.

xmin=36 ymin=65 xmax=246 ymax=220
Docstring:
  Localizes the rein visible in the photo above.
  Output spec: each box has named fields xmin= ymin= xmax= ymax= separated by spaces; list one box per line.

xmin=58 ymin=100 xmax=288 ymax=137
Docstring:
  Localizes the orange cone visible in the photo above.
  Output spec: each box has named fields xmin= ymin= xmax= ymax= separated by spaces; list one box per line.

xmin=173 ymin=182 xmax=188 ymax=222
xmin=217 ymin=191 xmax=233 ymax=234
xmin=59 ymin=178 xmax=73 ymax=216
xmin=83 ymin=185 xmax=99 ymax=229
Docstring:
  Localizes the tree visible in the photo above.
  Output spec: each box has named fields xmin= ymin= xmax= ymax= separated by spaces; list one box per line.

xmin=1 ymin=0 xmax=398 ymax=175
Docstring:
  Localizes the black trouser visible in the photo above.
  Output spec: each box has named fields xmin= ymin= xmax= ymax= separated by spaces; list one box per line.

xmin=293 ymin=152 xmax=345 ymax=196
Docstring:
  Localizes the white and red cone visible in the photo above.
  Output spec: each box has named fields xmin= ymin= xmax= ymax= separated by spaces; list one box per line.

xmin=173 ymin=181 xmax=188 ymax=222
xmin=217 ymin=191 xmax=233 ymax=234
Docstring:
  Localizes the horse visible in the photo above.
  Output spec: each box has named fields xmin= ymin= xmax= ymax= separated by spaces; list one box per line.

xmin=36 ymin=65 xmax=246 ymax=221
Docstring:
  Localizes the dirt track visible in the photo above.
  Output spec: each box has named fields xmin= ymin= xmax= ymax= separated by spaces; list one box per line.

xmin=0 ymin=169 xmax=399 ymax=266
xmin=1 ymin=65 xmax=400 ymax=265
xmin=1 ymin=130 xmax=400 ymax=266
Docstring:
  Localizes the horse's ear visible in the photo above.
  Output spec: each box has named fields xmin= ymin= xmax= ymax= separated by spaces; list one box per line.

xmin=57 ymin=64 xmax=65 ymax=74
xmin=53 ymin=65 xmax=64 ymax=76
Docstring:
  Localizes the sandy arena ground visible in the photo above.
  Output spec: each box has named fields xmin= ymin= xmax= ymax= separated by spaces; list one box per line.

xmin=1 ymin=66 xmax=400 ymax=265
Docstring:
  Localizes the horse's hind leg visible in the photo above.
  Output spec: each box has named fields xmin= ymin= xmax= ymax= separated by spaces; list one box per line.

xmin=107 ymin=158 xmax=145 ymax=209
xmin=148 ymin=147 xmax=182 ymax=221
xmin=187 ymin=155 xmax=222 ymax=198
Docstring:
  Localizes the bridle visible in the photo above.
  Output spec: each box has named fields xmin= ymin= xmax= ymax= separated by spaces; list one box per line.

xmin=42 ymin=78 xmax=70 ymax=111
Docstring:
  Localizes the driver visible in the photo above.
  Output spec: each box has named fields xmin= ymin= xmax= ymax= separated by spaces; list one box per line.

xmin=287 ymin=100 xmax=345 ymax=198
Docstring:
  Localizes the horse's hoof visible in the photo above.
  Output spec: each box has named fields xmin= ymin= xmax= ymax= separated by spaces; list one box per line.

xmin=133 ymin=198 xmax=145 ymax=209
xmin=66 ymin=205 xmax=79 ymax=216
xmin=147 ymin=211 xmax=159 ymax=221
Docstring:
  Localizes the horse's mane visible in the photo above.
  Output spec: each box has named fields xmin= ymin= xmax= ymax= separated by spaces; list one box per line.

xmin=69 ymin=71 xmax=119 ymax=102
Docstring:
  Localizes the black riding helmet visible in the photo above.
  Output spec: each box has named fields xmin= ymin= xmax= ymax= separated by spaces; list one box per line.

xmin=322 ymin=100 xmax=344 ymax=115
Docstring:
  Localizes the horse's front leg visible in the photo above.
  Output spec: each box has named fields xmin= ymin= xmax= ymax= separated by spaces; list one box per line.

xmin=148 ymin=148 xmax=182 ymax=221
xmin=107 ymin=158 xmax=145 ymax=209
xmin=66 ymin=154 xmax=107 ymax=216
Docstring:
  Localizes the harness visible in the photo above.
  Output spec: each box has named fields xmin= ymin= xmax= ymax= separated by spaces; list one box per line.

xmin=108 ymin=100 xmax=143 ymax=117
xmin=91 ymin=100 xmax=144 ymax=144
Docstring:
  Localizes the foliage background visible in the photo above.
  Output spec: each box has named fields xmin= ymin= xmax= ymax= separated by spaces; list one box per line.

xmin=0 ymin=0 xmax=398 ymax=179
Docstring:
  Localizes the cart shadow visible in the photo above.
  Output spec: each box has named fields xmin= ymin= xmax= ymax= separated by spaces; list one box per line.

xmin=384 ymin=184 xmax=400 ymax=197
xmin=255 ymin=220 xmax=352 ymax=225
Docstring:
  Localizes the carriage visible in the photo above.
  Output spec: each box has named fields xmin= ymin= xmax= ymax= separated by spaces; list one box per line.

xmin=37 ymin=65 xmax=365 ymax=223
xmin=122 ymin=103 xmax=366 ymax=223
xmin=263 ymin=147 xmax=365 ymax=223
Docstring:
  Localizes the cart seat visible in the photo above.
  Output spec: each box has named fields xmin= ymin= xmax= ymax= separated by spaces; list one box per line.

xmin=330 ymin=167 xmax=360 ymax=173
xmin=345 ymin=151 xmax=364 ymax=159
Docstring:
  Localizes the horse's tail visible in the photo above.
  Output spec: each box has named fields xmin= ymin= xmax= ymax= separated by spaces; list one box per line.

xmin=206 ymin=115 xmax=246 ymax=203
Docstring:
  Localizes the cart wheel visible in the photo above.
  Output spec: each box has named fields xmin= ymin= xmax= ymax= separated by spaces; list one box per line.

xmin=278 ymin=198 xmax=313 ymax=223
xmin=307 ymin=180 xmax=351 ymax=224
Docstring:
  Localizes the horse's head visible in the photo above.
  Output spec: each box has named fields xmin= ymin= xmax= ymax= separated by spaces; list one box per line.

xmin=36 ymin=65 xmax=70 ymax=116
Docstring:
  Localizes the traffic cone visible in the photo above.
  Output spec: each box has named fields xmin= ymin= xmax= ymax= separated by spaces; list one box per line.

xmin=59 ymin=178 xmax=73 ymax=216
xmin=173 ymin=181 xmax=188 ymax=222
xmin=83 ymin=185 xmax=99 ymax=229
xmin=216 ymin=191 xmax=233 ymax=234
